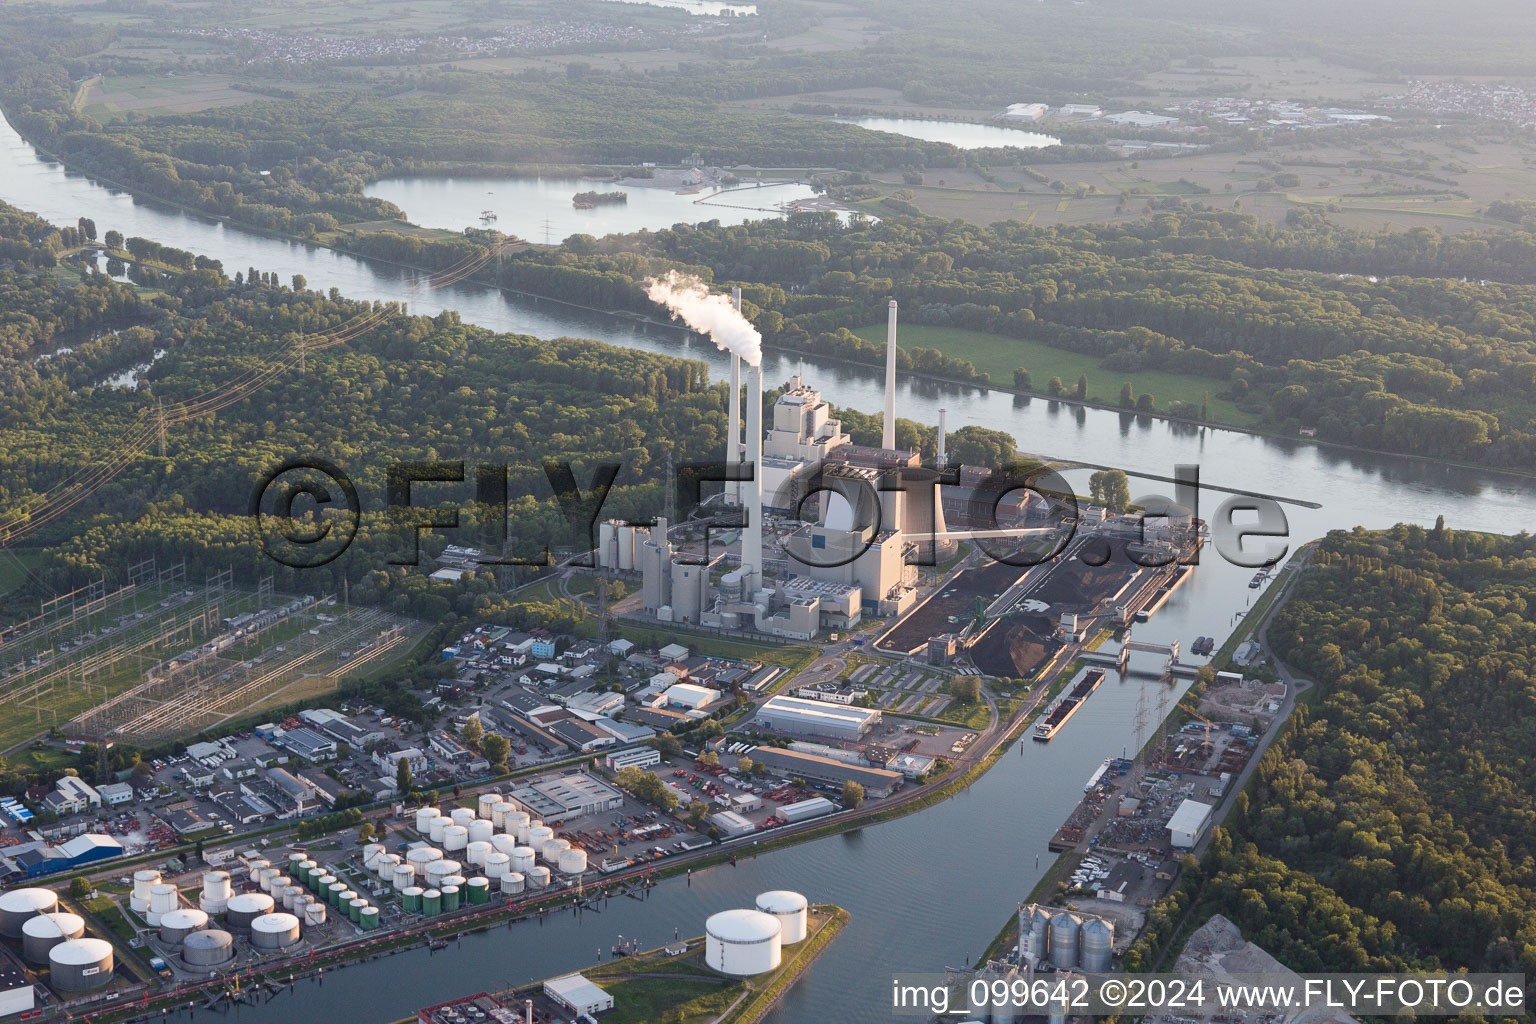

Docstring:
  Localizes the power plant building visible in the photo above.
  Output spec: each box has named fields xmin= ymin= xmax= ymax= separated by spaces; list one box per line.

xmin=754 ymin=695 xmax=880 ymax=741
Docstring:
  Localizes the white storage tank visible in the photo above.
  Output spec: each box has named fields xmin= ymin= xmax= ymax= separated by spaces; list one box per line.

xmin=1049 ymin=912 xmax=1082 ymax=970
xmin=130 ymin=869 xmax=161 ymax=912
xmin=484 ymin=852 xmax=511 ymax=880
xmin=406 ymin=847 xmax=443 ymax=869
xmin=158 ymin=908 xmax=209 ymax=945
xmin=22 ymin=912 xmax=84 ymax=964
xmin=282 ymin=886 xmax=304 ymax=911
xmin=50 ymin=937 xmax=114 ymax=991
xmin=491 ymin=802 xmax=516 ymax=830
xmin=375 ymin=853 xmax=402 ymax=881
xmin=0 ymin=888 xmax=59 ymax=937
xmin=525 ymin=866 xmax=550 ymax=889
xmin=425 ymin=860 xmax=462 ymax=886
xmin=507 ymin=812 xmax=532 ymax=842
xmin=393 ymin=864 xmax=416 ymax=891
xmin=226 ymin=892 xmax=275 ymax=932
xmin=1081 ymin=917 xmax=1114 ymax=973
xmin=477 ymin=793 xmax=502 ymax=819
xmin=362 ymin=843 xmax=386 ymax=869
xmin=705 ymin=909 xmax=782 ymax=976
xmin=202 ymin=871 xmax=233 ymax=903
xmin=465 ymin=841 xmax=492 ymax=868
xmin=442 ymin=825 xmax=469 ymax=852
xmin=183 ymin=928 xmax=235 ymax=967
xmin=304 ymin=902 xmax=327 ymax=927
xmin=429 ymin=817 xmax=449 ymax=844
xmin=450 ymin=807 xmax=475 ymax=828
xmin=252 ymin=912 xmax=302 ymax=950
xmin=415 ymin=806 xmax=441 ymax=834
xmin=1020 ymin=904 xmax=1051 ymax=963
xmin=500 ymin=872 xmax=525 ymax=895
xmin=541 ymin=838 xmax=570 ymax=864
xmin=557 ymin=848 xmax=588 ymax=875
xmin=510 ymin=847 xmax=536 ymax=874
xmin=755 ymin=891 xmax=809 ymax=945
xmin=467 ymin=819 xmax=494 ymax=845
xmin=258 ymin=867 xmax=280 ymax=893
xmin=490 ymin=834 xmax=519 ymax=857
xmin=527 ymin=825 xmax=553 ymax=851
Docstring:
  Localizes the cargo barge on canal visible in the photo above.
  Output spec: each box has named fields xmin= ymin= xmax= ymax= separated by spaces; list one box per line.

xmin=1033 ymin=669 xmax=1106 ymax=741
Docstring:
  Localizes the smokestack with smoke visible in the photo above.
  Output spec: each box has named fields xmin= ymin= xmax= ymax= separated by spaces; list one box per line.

xmin=644 ymin=271 xmax=762 ymax=367
xmin=728 ymin=288 xmax=743 ymax=506
xmin=883 ymin=300 xmax=898 ymax=451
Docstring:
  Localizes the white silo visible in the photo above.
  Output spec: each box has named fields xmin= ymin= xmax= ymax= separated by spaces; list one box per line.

xmin=49 ymin=937 xmax=113 ymax=991
xmin=467 ymin=819 xmax=494 ymax=845
xmin=1019 ymin=904 xmax=1051 ymax=963
xmin=0 ymin=888 xmax=58 ymax=937
xmin=450 ymin=807 xmax=475 ymax=828
xmin=258 ymin=867 xmax=281 ymax=893
xmin=1049 ymin=912 xmax=1081 ymax=970
xmin=22 ymin=912 xmax=84 ymax=964
xmin=541 ymin=838 xmax=570 ymax=864
xmin=252 ymin=912 xmax=301 ymax=950
xmin=557 ymin=848 xmax=588 ymax=875
xmin=159 ymin=908 xmax=209 ymax=945
xmin=477 ymin=792 xmax=502 ymax=819
xmin=754 ymin=891 xmax=808 ymax=944
xmin=500 ymin=872 xmax=525 ymax=895
xmin=599 ymin=521 xmax=617 ymax=570
xmin=1081 ymin=917 xmax=1114 ymax=973
xmin=466 ymin=841 xmax=491 ymax=868
xmin=405 ymin=846 xmax=443 ymax=869
xmin=415 ymin=806 xmax=441 ymax=834
xmin=705 ymin=909 xmax=782 ymax=976
xmin=511 ymin=847 xmax=536 ymax=875
xmin=442 ymin=825 xmax=469 ymax=852
xmin=130 ymin=869 xmax=161 ymax=913
xmin=618 ymin=525 xmax=637 ymax=571
xmin=484 ymin=852 xmax=511 ymax=880
xmin=429 ymin=817 xmax=449 ymax=844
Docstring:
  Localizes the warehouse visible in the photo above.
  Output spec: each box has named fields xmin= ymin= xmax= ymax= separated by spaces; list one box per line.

xmin=544 ymin=974 xmax=612 ymax=1017
xmin=754 ymin=695 xmax=880 ymax=741
xmin=509 ymin=772 xmax=624 ymax=824
xmin=1167 ymin=799 xmax=1213 ymax=849
xmin=748 ymin=746 xmax=902 ymax=798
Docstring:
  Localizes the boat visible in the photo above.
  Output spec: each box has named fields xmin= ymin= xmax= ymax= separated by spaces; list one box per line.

xmin=1034 ymin=669 xmax=1106 ymax=741
xmin=479 ymin=209 xmax=497 ymax=223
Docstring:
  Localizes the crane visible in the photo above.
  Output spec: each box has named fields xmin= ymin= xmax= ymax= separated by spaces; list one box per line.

xmin=1175 ymin=701 xmax=1217 ymax=754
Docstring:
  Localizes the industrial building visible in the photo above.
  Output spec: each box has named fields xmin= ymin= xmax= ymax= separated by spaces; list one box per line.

xmin=754 ymin=695 xmax=880 ymax=741
xmin=544 ymin=974 xmax=613 ymax=1017
xmin=604 ymin=747 xmax=661 ymax=772
xmin=1167 ymin=798 xmax=1214 ymax=849
xmin=508 ymin=772 xmax=624 ymax=824
xmin=747 ymin=745 xmax=902 ymax=798
xmin=1017 ymin=903 xmax=1115 ymax=973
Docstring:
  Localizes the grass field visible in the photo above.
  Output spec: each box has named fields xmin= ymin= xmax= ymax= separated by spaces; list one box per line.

xmin=0 ymin=549 xmax=43 ymax=598
xmin=600 ymin=977 xmax=739 ymax=1024
xmin=849 ymin=323 xmax=1256 ymax=426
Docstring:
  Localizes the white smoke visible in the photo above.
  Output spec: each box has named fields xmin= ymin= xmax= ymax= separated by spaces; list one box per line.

xmin=644 ymin=271 xmax=762 ymax=367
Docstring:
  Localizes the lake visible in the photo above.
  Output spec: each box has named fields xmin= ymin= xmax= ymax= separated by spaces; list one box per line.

xmin=601 ymin=0 xmax=756 ymax=14
xmin=832 ymin=116 xmax=1061 ymax=150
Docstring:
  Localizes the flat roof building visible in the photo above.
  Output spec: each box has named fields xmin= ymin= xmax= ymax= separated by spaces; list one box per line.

xmin=748 ymin=746 xmax=902 ymax=798
xmin=755 ymin=695 xmax=879 ymax=741
xmin=1167 ymin=799 xmax=1214 ymax=850
xmin=544 ymin=974 xmax=612 ymax=1017
xmin=508 ymin=772 xmax=624 ymax=824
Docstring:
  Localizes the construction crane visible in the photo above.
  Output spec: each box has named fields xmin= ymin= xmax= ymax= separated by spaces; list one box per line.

xmin=1176 ymin=701 xmax=1217 ymax=753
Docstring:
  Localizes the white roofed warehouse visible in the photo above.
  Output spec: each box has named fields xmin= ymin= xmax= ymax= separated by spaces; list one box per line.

xmin=754 ymin=694 xmax=879 ymax=741
xmin=1167 ymin=798 xmax=1214 ymax=849
xmin=544 ymin=973 xmax=612 ymax=1016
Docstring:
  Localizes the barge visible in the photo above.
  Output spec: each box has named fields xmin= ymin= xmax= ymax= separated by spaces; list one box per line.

xmin=1033 ymin=669 xmax=1106 ymax=741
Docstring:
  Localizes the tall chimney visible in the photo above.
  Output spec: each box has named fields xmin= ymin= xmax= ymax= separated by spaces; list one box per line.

xmin=745 ymin=364 xmax=764 ymax=592
xmin=882 ymin=300 xmax=898 ymax=451
xmin=728 ymin=287 xmax=743 ymax=505
xmin=937 ymin=407 xmax=947 ymax=466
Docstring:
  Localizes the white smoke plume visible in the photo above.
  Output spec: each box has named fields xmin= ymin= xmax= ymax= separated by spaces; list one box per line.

xmin=644 ymin=270 xmax=762 ymax=367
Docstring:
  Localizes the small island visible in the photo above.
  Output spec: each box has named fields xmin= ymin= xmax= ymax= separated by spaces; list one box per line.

xmin=573 ymin=190 xmax=629 ymax=208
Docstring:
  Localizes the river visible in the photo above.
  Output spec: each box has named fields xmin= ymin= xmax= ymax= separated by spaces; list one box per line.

xmin=5 ymin=112 xmax=1535 ymax=1023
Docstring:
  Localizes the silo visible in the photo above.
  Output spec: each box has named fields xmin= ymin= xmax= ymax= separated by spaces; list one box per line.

xmin=484 ymin=853 xmax=510 ymax=880
xmin=1049 ymin=912 xmax=1081 ymax=970
xmin=147 ymin=883 xmax=179 ymax=926
xmin=282 ymin=885 xmax=304 ymax=911
xmin=393 ymin=864 xmax=415 ymax=891
xmin=225 ymin=892 xmax=275 ymax=933
xmin=491 ymin=803 xmax=516 ymax=830
xmin=402 ymin=887 xmax=424 ymax=913
xmin=348 ymin=899 xmax=367 ymax=924
xmin=450 ymin=807 xmax=475 ymax=828
xmin=541 ymin=838 xmax=570 ymax=864
xmin=375 ymin=853 xmax=402 ymax=881
xmin=428 ymin=817 xmax=449 ymax=844
xmin=670 ymin=559 xmax=705 ymax=622
xmin=466 ymin=878 xmax=490 ymax=905
xmin=599 ymin=520 xmax=617 ymax=570
xmin=442 ymin=825 xmax=469 ymax=852
xmin=359 ymin=906 xmax=379 ymax=931
xmin=465 ymin=841 xmax=492 ymax=868
xmin=754 ymin=891 xmax=809 ymax=945
xmin=618 ymin=524 xmax=637 ymax=571
xmin=304 ymin=902 xmax=327 ymax=927
xmin=705 ymin=909 xmax=782 ymax=976
xmin=1019 ymin=904 xmax=1051 ymax=963
xmin=477 ymin=792 xmax=502 ymax=819
xmin=251 ymin=912 xmax=301 ymax=950
xmin=22 ymin=912 xmax=84 ymax=964
xmin=506 ymin=812 xmax=531 ymax=842
xmin=130 ymin=869 xmax=161 ymax=913
xmin=500 ymin=872 xmax=525 ymax=895
xmin=441 ymin=885 xmax=461 ymax=912
xmin=158 ymin=908 xmax=209 ymax=946
xmin=362 ymin=844 xmax=385 ymax=870
xmin=510 ymin=847 xmax=536 ymax=875
xmin=1081 ymin=917 xmax=1114 ymax=973
xmin=557 ymin=848 xmax=588 ymax=875
xmin=0 ymin=888 xmax=58 ymax=937
xmin=525 ymin=866 xmax=550 ymax=890
xmin=415 ymin=807 xmax=441 ymax=834
xmin=406 ymin=847 xmax=442 ymax=870
xmin=421 ymin=889 xmax=442 ymax=915
xmin=527 ymin=825 xmax=553 ymax=851
xmin=49 ymin=938 xmax=114 ymax=991
xmin=467 ymin=820 xmax=494 ymax=845
xmin=182 ymin=929 xmax=235 ymax=967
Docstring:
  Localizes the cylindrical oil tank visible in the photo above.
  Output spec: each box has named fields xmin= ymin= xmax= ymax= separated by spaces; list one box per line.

xmin=507 ymin=812 xmax=531 ymax=842
xmin=348 ymin=899 xmax=366 ymax=924
xmin=476 ymin=792 xmax=502 ymax=819
xmin=500 ymin=872 xmax=525 ymax=895
xmin=288 ymin=852 xmax=306 ymax=872
xmin=755 ymin=891 xmax=808 ymax=945
xmin=441 ymin=875 xmax=467 ymax=893
xmin=131 ymin=869 xmax=161 ymax=908
xmin=428 ymin=817 xmax=449 ymax=844
xmin=1021 ymin=905 xmax=1051 ymax=963
xmin=465 ymin=840 xmax=492 ymax=868
xmin=491 ymin=802 xmax=516 ymax=830
xmin=510 ymin=847 xmax=536 ymax=875
xmin=304 ymin=902 xmax=326 ymax=927
xmin=359 ymin=906 xmax=379 ymax=931
xmin=415 ymin=806 xmax=441 ymax=834
xmin=362 ymin=843 xmax=385 ymax=870
xmin=490 ymin=833 xmax=518 ymax=857
xmin=202 ymin=871 xmax=233 ymax=903
xmin=251 ymin=912 xmax=301 ymax=950
xmin=483 ymin=852 xmax=510 ymax=880
xmin=313 ymin=872 xmax=337 ymax=893
xmin=248 ymin=858 xmax=271 ymax=874
xmin=49 ymin=938 xmax=114 ymax=991
xmin=0 ymin=888 xmax=59 ymax=937
xmin=149 ymin=883 xmax=179 ymax=915
xmin=158 ymin=908 xmax=209 ymax=946
xmin=258 ymin=867 xmax=280 ymax=893
xmin=527 ymin=825 xmax=553 ymax=851
xmin=421 ymin=889 xmax=441 ymax=915
xmin=425 ymin=860 xmax=461 ymax=886
xmin=541 ymin=838 xmax=570 ymax=864
xmin=393 ymin=864 xmax=415 ymax=892
xmin=1049 ymin=912 xmax=1082 ymax=970
xmin=326 ymin=883 xmax=348 ymax=908
xmin=705 ymin=909 xmax=782 ymax=976
xmin=225 ymin=892 xmax=275 ymax=932
xmin=442 ymin=825 xmax=468 ymax=852
xmin=441 ymin=885 xmax=461 ymax=912
xmin=269 ymin=875 xmax=290 ymax=896
xmin=525 ymin=866 xmax=550 ymax=889
xmin=449 ymin=807 xmax=475 ymax=827
xmin=22 ymin=912 xmax=84 ymax=964
xmin=298 ymin=859 xmax=319 ymax=884
xmin=557 ymin=848 xmax=588 ymax=875
xmin=282 ymin=885 xmax=304 ymax=911
xmin=466 ymin=878 xmax=490 ymax=905
xmin=337 ymin=889 xmax=358 ymax=910
xmin=403 ymin=886 xmax=424 ymax=912
xmin=406 ymin=846 xmax=443 ymax=869
xmin=183 ymin=928 xmax=235 ymax=967
xmin=1081 ymin=918 xmax=1114 ymax=973
xmin=467 ymin=820 xmax=494 ymax=845
xmin=375 ymin=853 xmax=402 ymax=881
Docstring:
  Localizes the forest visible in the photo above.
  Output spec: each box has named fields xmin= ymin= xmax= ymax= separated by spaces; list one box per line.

xmin=1132 ymin=524 xmax=1536 ymax=983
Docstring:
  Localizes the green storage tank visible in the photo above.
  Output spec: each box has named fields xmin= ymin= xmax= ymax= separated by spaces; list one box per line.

xmin=466 ymin=878 xmax=490 ymax=905
xmin=348 ymin=899 xmax=365 ymax=923
xmin=402 ymin=886 xmax=423 ymax=913
xmin=422 ymin=889 xmax=441 ymax=915
xmin=359 ymin=907 xmax=379 ymax=931
xmin=441 ymin=885 xmax=461 ymax=912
